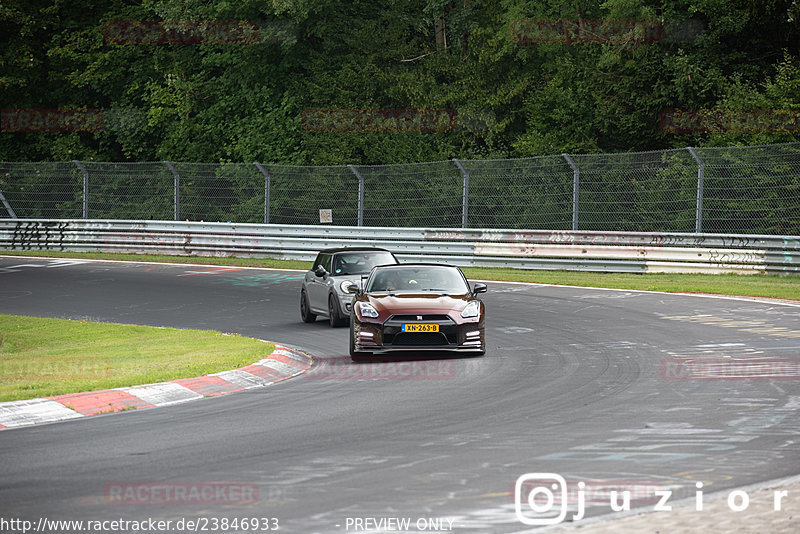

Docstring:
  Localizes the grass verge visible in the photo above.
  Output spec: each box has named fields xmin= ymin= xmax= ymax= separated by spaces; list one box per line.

xmin=0 ymin=314 xmax=274 ymax=402
xmin=0 ymin=249 xmax=309 ymax=270
xmin=1 ymin=249 xmax=798 ymax=301
xmin=460 ymin=268 xmax=800 ymax=301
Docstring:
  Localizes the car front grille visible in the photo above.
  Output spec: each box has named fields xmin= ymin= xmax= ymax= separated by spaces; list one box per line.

xmin=381 ymin=314 xmax=458 ymax=346
xmin=388 ymin=314 xmax=452 ymax=322
xmin=382 ymin=326 xmax=458 ymax=345
xmin=392 ymin=332 xmax=449 ymax=346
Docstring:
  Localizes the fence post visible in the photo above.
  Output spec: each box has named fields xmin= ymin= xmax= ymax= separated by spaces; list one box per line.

xmin=452 ymin=158 xmax=469 ymax=228
xmin=254 ymin=163 xmax=271 ymax=224
xmin=347 ymin=164 xmax=364 ymax=226
xmin=73 ymin=160 xmax=89 ymax=218
xmin=0 ymin=188 xmax=16 ymax=219
xmin=687 ymin=147 xmax=704 ymax=233
xmin=164 ymin=161 xmax=180 ymax=221
xmin=562 ymin=153 xmax=579 ymax=231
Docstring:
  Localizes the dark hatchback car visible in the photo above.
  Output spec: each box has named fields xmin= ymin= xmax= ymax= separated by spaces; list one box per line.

xmin=300 ymin=247 xmax=398 ymax=327
xmin=348 ymin=263 xmax=486 ymax=361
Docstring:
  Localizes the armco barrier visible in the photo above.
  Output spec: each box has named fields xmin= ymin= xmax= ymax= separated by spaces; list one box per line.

xmin=0 ymin=219 xmax=798 ymax=274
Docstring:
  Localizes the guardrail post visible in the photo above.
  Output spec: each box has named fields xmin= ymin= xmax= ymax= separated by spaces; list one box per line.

xmin=164 ymin=161 xmax=180 ymax=221
xmin=562 ymin=153 xmax=579 ymax=231
xmin=687 ymin=147 xmax=704 ymax=233
xmin=347 ymin=164 xmax=364 ymax=226
xmin=254 ymin=163 xmax=271 ymax=224
xmin=0 ymin=188 xmax=16 ymax=218
xmin=452 ymin=158 xmax=469 ymax=228
xmin=73 ymin=160 xmax=89 ymax=218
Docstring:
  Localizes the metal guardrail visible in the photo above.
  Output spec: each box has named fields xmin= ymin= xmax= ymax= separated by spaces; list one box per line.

xmin=1 ymin=219 xmax=798 ymax=275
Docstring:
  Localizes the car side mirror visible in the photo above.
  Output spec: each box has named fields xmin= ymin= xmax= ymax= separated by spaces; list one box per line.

xmin=473 ymin=282 xmax=487 ymax=294
xmin=346 ymin=284 xmax=359 ymax=294
xmin=314 ymin=266 xmax=327 ymax=278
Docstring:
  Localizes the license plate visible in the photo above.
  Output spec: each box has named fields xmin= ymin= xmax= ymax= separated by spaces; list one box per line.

xmin=402 ymin=323 xmax=439 ymax=333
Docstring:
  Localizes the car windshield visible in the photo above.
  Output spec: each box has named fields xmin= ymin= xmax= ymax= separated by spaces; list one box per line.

xmin=366 ymin=266 xmax=469 ymax=293
xmin=332 ymin=251 xmax=396 ymax=275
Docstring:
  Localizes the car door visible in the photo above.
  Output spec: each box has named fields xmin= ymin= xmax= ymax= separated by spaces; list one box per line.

xmin=307 ymin=253 xmax=332 ymax=313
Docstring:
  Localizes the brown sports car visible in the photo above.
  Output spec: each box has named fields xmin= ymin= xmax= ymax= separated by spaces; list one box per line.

xmin=347 ymin=263 xmax=486 ymax=361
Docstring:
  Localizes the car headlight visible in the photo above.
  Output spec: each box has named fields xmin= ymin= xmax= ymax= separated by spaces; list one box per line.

xmin=357 ymin=302 xmax=379 ymax=318
xmin=340 ymin=281 xmax=355 ymax=293
xmin=461 ymin=301 xmax=480 ymax=318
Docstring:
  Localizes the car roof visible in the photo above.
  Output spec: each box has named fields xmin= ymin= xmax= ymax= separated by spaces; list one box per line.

xmin=318 ymin=247 xmax=394 ymax=254
xmin=373 ymin=263 xmax=459 ymax=269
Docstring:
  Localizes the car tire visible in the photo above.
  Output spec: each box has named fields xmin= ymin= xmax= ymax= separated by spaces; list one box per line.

xmin=300 ymin=290 xmax=317 ymax=323
xmin=329 ymin=294 xmax=346 ymax=327
xmin=349 ymin=316 xmax=372 ymax=361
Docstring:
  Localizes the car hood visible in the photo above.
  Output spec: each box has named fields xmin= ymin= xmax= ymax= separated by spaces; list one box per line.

xmin=366 ymin=293 xmax=472 ymax=314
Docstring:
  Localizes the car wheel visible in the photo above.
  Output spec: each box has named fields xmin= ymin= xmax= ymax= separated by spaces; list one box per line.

xmin=329 ymin=294 xmax=346 ymax=327
xmin=300 ymin=290 xmax=317 ymax=323
xmin=349 ymin=317 xmax=371 ymax=361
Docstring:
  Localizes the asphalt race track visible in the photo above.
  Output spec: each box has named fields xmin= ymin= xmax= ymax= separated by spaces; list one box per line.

xmin=1 ymin=256 xmax=800 ymax=533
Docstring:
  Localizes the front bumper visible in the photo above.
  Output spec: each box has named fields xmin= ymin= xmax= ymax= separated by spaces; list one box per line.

xmin=334 ymin=292 xmax=355 ymax=316
xmin=353 ymin=314 xmax=484 ymax=353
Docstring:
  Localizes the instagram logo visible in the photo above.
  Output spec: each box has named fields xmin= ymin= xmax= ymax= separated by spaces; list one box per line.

xmin=514 ymin=473 xmax=572 ymax=525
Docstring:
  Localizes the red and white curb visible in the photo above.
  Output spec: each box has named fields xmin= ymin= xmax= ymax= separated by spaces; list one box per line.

xmin=0 ymin=344 xmax=312 ymax=430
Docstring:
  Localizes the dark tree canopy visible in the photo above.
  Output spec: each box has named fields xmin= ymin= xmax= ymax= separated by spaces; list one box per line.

xmin=1 ymin=0 xmax=798 ymax=164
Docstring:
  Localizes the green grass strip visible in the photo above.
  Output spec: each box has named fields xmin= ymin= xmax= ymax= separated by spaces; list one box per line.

xmin=1 ymin=249 xmax=798 ymax=300
xmin=0 ymin=250 xmax=309 ymax=270
xmin=460 ymin=268 xmax=800 ymax=301
xmin=0 ymin=314 xmax=274 ymax=402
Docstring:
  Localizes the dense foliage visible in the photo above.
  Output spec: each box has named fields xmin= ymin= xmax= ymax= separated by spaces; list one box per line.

xmin=1 ymin=0 xmax=799 ymax=164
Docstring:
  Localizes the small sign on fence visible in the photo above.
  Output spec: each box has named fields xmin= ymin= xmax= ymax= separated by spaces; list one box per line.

xmin=319 ymin=209 xmax=332 ymax=224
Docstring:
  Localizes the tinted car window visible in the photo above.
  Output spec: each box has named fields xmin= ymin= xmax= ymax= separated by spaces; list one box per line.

xmin=332 ymin=251 xmax=396 ymax=275
xmin=314 ymin=253 xmax=332 ymax=273
xmin=367 ymin=266 xmax=469 ymax=293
